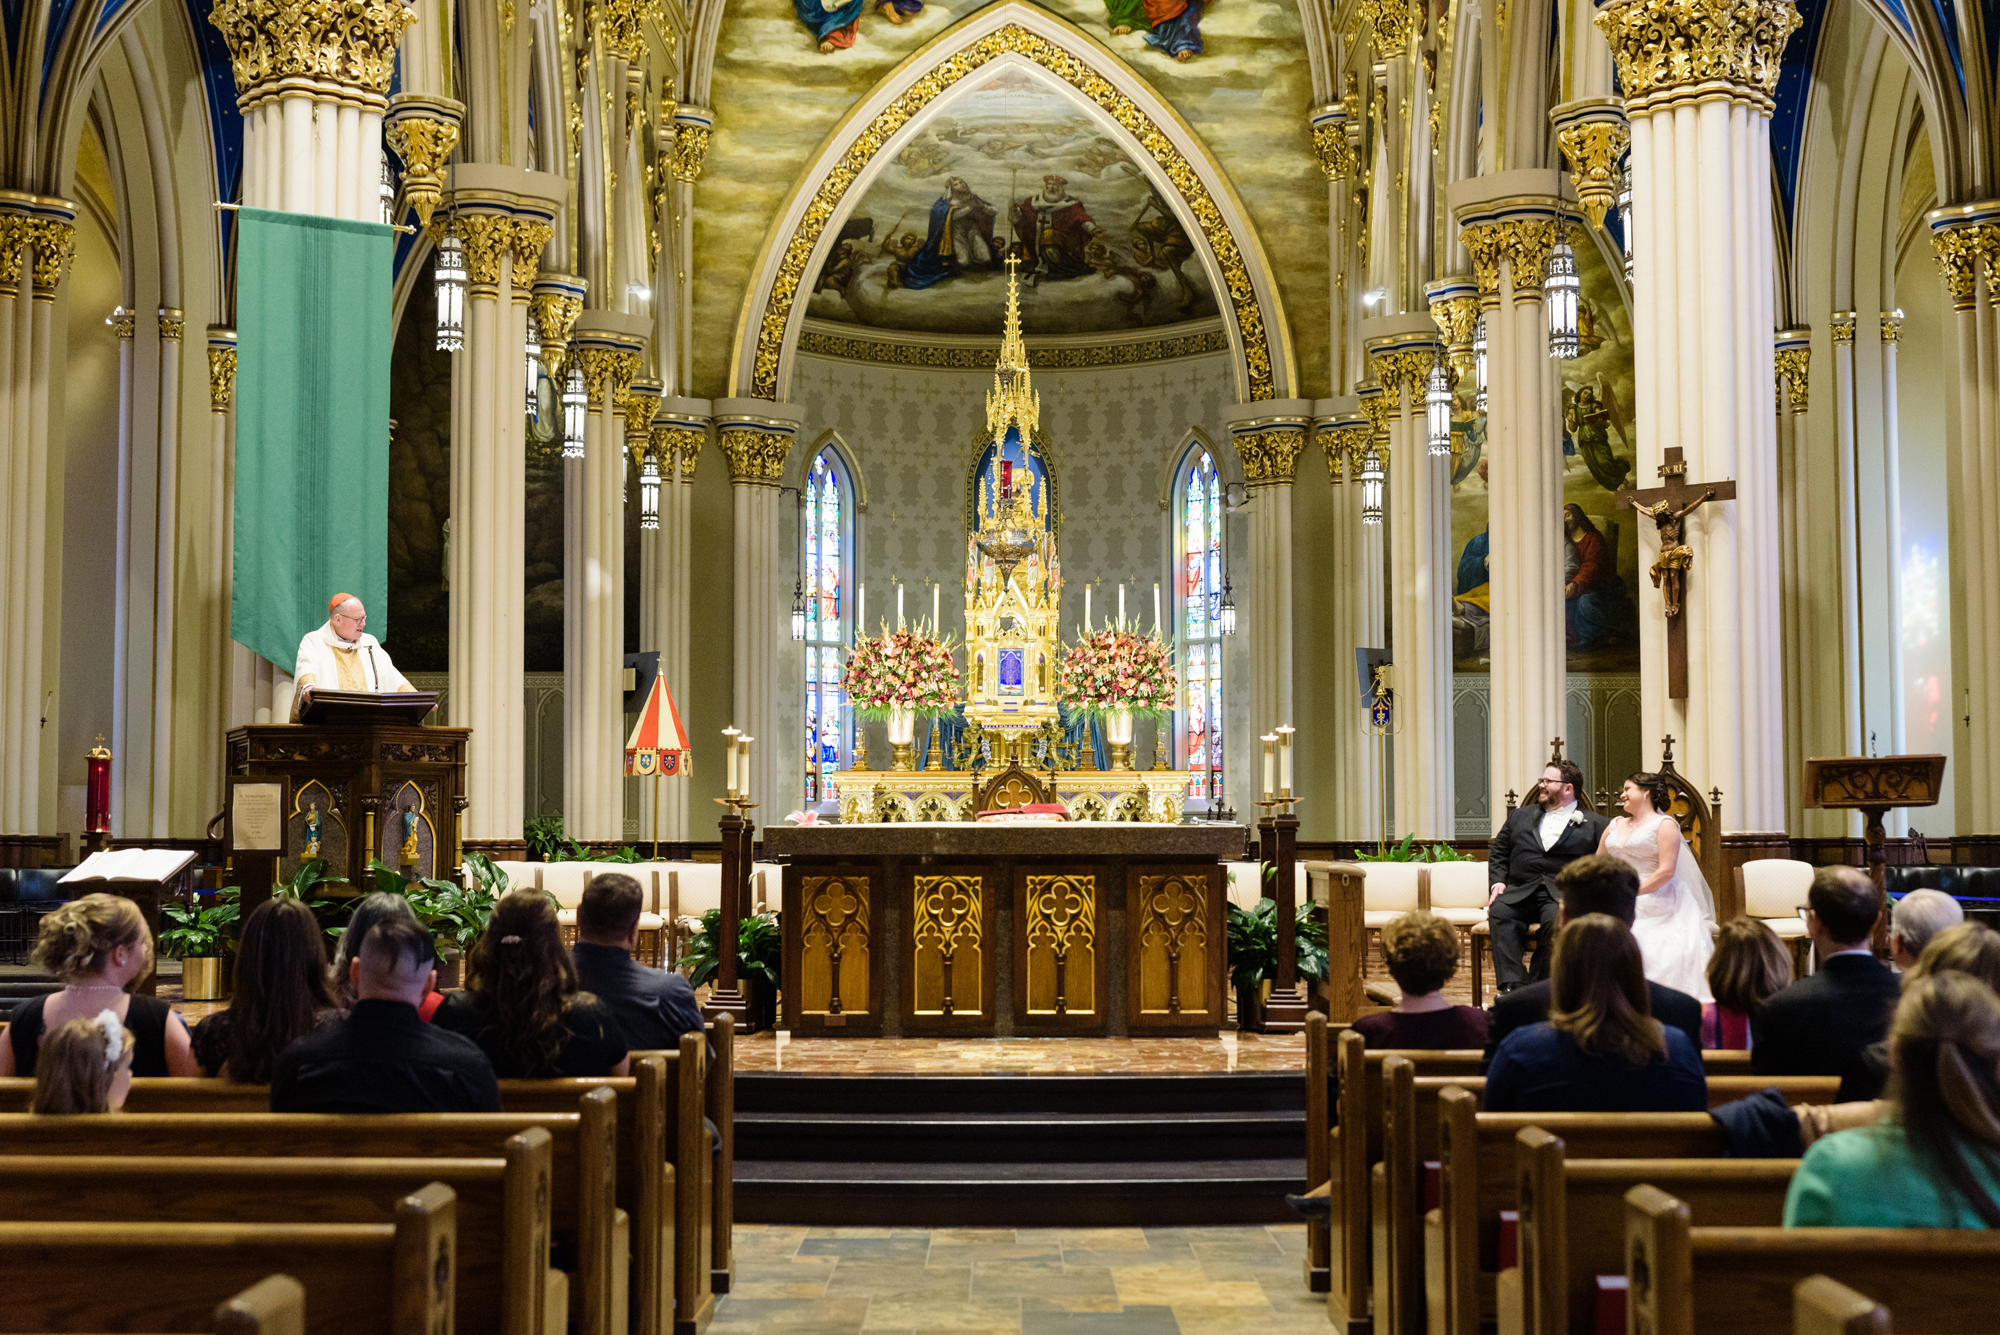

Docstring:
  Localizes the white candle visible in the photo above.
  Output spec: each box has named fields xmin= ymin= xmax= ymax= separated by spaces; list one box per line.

xmin=1118 ymin=583 xmax=1126 ymax=626
xmin=859 ymin=583 xmax=866 ymax=635
xmin=933 ymin=583 xmax=940 ymax=633
xmin=740 ymin=737 xmax=753 ymax=802
xmin=897 ymin=583 xmax=904 ymax=630
xmin=1261 ymin=733 xmax=1277 ymax=800
xmin=1085 ymin=585 xmax=1092 ymax=629
xmin=723 ymin=727 xmax=741 ymax=797
xmin=1153 ymin=582 xmax=1161 ymax=633
xmin=1277 ymin=724 xmax=1295 ymax=797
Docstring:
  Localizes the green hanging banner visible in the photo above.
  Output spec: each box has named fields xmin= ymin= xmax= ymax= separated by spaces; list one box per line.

xmin=231 ymin=207 xmax=394 ymax=669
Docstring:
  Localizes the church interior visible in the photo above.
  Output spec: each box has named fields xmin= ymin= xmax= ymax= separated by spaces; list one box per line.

xmin=2 ymin=0 xmax=2000 ymax=1329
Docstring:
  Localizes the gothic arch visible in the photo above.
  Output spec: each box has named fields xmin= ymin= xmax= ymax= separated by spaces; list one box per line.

xmin=792 ymin=428 xmax=872 ymax=513
xmin=1154 ymin=425 xmax=1231 ymax=514
xmin=725 ymin=2 xmax=1296 ymax=406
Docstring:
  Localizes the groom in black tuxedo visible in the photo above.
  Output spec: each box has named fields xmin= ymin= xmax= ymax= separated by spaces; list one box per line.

xmin=1486 ymin=759 xmax=1610 ymax=992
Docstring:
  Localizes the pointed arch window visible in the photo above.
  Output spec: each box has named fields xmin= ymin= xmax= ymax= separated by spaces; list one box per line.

xmin=803 ymin=449 xmax=850 ymax=802
xmin=1176 ymin=447 xmax=1224 ymax=799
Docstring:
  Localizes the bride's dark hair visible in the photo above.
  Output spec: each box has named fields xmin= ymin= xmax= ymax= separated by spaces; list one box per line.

xmin=1623 ymin=771 xmax=1671 ymax=813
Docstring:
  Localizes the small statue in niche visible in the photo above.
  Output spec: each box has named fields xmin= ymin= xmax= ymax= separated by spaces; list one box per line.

xmin=302 ymin=801 xmax=322 ymax=861
xmin=399 ymin=806 xmax=420 ymax=867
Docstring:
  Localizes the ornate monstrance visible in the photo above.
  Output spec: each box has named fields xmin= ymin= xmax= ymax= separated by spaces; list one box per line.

xmin=963 ymin=259 xmax=1061 ymax=759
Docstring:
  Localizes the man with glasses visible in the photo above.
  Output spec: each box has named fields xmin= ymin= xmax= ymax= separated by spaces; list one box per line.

xmin=292 ymin=592 xmax=415 ymax=720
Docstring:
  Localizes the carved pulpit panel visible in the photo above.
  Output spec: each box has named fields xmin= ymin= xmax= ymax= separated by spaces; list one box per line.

xmin=911 ymin=874 xmax=985 ymax=1020
xmin=798 ymin=873 xmax=872 ymax=1020
xmin=1023 ymin=873 xmax=1098 ymax=1019
xmin=1134 ymin=872 xmax=1208 ymax=1016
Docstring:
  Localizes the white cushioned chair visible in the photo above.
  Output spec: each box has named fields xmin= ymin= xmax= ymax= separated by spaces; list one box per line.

xmin=1736 ymin=858 xmax=1816 ymax=975
xmin=1361 ymin=862 xmax=1423 ymax=930
xmin=497 ymin=862 xmax=669 ymax=966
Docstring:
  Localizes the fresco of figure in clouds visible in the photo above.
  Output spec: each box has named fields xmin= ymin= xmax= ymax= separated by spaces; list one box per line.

xmin=896 ymin=176 xmax=1003 ymax=290
xmin=1013 ymin=174 xmax=1103 ymax=282
xmin=795 ymin=0 xmax=923 ymax=54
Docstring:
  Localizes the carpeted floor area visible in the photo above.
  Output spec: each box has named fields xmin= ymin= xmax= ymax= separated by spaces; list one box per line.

xmin=713 ymin=1225 xmax=1327 ymax=1335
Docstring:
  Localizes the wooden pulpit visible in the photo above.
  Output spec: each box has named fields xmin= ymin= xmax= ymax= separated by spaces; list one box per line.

xmin=227 ymin=692 xmax=469 ymax=889
xmin=1803 ymin=754 xmax=1947 ymax=902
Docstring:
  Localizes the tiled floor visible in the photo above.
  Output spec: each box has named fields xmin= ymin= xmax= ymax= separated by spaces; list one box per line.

xmin=716 ymin=1225 xmax=1327 ymax=1335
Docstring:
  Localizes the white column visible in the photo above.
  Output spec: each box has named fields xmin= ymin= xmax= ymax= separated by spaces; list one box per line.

xmin=1316 ymin=401 xmax=1384 ymax=841
xmin=1450 ymin=180 xmax=1571 ymax=819
xmin=110 ymin=307 xmax=140 ymax=833
xmin=715 ymin=399 xmax=802 ymax=819
xmin=1598 ymin=0 xmax=1797 ymax=835
xmin=1926 ymin=206 xmax=2000 ymax=830
xmin=646 ymin=398 xmax=709 ymax=845
xmin=565 ymin=314 xmax=649 ymax=842
xmin=1224 ymin=402 xmax=1311 ymax=784
xmin=1829 ymin=311 xmax=1865 ymax=763
xmin=1364 ymin=319 xmax=1454 ymax=837
xmin=1878 ymin=310 xmax=1907 ymax=769
xmin=149 ymin=309 xmax=185 ymax=836
xmin=1774 ymin=329 xmax=1811 ymax=825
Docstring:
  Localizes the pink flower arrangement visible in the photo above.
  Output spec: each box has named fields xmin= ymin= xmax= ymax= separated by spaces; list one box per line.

xmin=1061 ymin=628 xmax=1177 ymax=719
xmin=845 ymin=628 xmax=961 ymax=718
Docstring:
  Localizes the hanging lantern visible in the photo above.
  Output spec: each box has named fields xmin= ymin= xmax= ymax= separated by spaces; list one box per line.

xmin=525 ymin=311 xmax=543 ymax=419
xmin=791 ymin=578 xmax=808 ymax=641
xmin=1472 ymin=312 xmax=1488 ymax=414
xmin=1618 ymin=180 xmax=1634 ymax=286
xmin=434 ymin=226 xmax=466 ymax=353
xmin=640 ymin=452 xmax=661 ymax=530
xmin=1217 ymin=575 xmax=1237 ymax=637
xmin=1547 ymin=233 xmax=1581 ymax=359
xmin=1359 ymin=445 xmax=1385 ymax=525
xmin=379 ymin=156 xmax=397 ymax=227
xmin=561 ymin=363 xmax=587 ymax=459
xmin=1426 ymin=360 xmax=1453 ymax=457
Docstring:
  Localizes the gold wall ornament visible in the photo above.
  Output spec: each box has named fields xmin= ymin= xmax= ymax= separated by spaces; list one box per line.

xmin=594 ymin=0 xmax=663 ymax=64
xmin=207 ymin=0 xmax=418 ymax=104
xmin=109 ymin=306 xmax=136 ymax=341
xmin=1356 ymin=0 xmax=1414 ymax=53
xmin=1880 ymin=310 xmax=1904 ymax=344
xmin=1556 ymin=120 xmax=1630 ymax=227
xmin=208 ymin=347 xmax=238 ymax=410
xmin=1459 ymin=218 xmax=1559 ymax=300
xmin=1829 ymin=311 xmax=1856 ymax=345
xmin=1593 ymin=0 xmax=1801 ymax=113
xmin=1773 ymin=345 xmax=1809 ymax=415
xmin=719 ymin=428 xmax=791 ymax=485
xmin=1234 ymin=425 xmax=1309 ymax=488
xmin=382 ymin=115 xmax=461 ymax=227
xmin=672 ymin=123 xmax=712 ymax=182
xmin=158 ymin=308 xmax=186 ymax=341
xmin=796 ymin=325 xmax=1228 ymax=370
xmin=530 ymin=289 xmax=584 ymax=378
xmin=1310 ymin=116 xmax=1355 ymax=182
xmin=748 ymin=23 xmax=1277 ymax=402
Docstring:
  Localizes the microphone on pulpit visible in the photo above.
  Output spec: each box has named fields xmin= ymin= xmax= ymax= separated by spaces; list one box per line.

xmin=367 ymin=646 xmax=380 ymax=690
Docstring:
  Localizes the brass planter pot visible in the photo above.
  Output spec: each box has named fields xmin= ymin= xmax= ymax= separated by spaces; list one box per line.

xmin=180 ymin=956 xmax=225 ymax=1001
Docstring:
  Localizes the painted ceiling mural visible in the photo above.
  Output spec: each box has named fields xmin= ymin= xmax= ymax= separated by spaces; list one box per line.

xmin=695 ymin=0 xmax=1323 ymax=392
xmin=806 ymin=71 xmax=1219 ymax=335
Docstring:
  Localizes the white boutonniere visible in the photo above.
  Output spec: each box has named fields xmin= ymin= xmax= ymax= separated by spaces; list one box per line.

xmin=1565 ymin=811 xmax=1585 ymax=828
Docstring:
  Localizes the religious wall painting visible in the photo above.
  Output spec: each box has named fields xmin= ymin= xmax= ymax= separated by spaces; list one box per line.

xmin=1449 ymin=233 xmax=1639 ymax=673
xmin=808 ymin=71 xmax=1218 ymax=335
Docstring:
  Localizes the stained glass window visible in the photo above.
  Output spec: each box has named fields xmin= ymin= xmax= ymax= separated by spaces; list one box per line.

xmin=804 ymin=450 xmax=848 ymax=802
xmin=1179 ymin=450 xmax=1223 ymax=798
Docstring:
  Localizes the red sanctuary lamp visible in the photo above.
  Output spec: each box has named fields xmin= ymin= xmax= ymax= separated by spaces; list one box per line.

xmin=85 ymin=735 xmax=111 ymax=834
xmin=1000 ymin=459 xmax=1013 ymax=502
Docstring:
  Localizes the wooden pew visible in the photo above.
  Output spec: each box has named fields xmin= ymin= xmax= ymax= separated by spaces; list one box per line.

xmin=0 ymin=1182 xmax=454 ymax=1335
xmin=703 ymin=1015 xmax=735 ymax=1296
xmin=0 ymin=1133 xmax=552 ymax=1335
xmin=1625 ymin=1184 xmax=2000 ymax=1335
xmin=0 ymin=1100 xmax=618 ymax=1335
xmin=1508 ymin=1127 xmax=1797 ymax=1335
xmin=1795 ymin=1276 xmax=1892 ymax=1335
xmin=214 ymin=1276 xmax=307 ymax=1335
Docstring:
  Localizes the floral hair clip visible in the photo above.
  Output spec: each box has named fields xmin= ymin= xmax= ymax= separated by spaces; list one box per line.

xmin=92 ymin=1008 xmax=124 ymax=1070
xmin=500 ymin=935 xmax=524 ymax=945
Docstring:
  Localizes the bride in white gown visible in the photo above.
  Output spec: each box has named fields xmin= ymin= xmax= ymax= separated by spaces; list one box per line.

xmin=1598 ymin=772 xmax=1717 ymax=1001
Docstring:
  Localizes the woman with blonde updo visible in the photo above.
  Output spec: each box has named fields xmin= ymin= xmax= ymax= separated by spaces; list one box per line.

xmin=1785 ymin=971 xmax=2000 ymax=1227
xmin=0 ymin=893 xmax=196 ymax=1077
xmin=31 ymin=1013 xmax=138 ymax=1113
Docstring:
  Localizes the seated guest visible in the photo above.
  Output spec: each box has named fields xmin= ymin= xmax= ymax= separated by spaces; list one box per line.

xmin=1354 ymin=911 xmax=1489 ymax=1049
xmin=271 ymin=915 xmax=499 ymax=1113
xmin=1484 ymin=915 xmax=1707 ymax=1113
xmin=332 ymin=893 xmax=445 ymax=1020
xmin=1785 ymin=972 xmax=2000 ymax=1227
xmin=1753 ymin=866 xmax=1901 ymax=1101
xmin=191 ymin=898 xmax=340 ymax=1081
xmin=1702 ymin=918 xmax=1792 ymax=1050
xmin=0 ymin=893 xmax=197 ymax=1078
xmin=1891 ymin=889 xmax=1965 ymax=971
xmin=572 ymin=873 xmax=707 ymax=1051
xmin=1485 ymin=855 xmax=1702 ymax=1064
xmin=30 ymin=1013 xmax=137 ymax=1114
xmin=435 ymin=889 xmax=630 ymax=1078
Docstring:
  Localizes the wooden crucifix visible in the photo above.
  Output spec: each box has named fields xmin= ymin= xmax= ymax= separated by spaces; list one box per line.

xmin=1615 ymin=447 xmax=1735 ymax=700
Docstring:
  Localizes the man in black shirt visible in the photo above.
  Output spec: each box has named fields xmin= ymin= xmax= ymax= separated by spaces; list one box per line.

xmin=572 ymin=873 xmax=707 ymax=1050
xmin=1752 ymin=866 xmax=1902 ymax=1101
xmin=272 ymin=915 xmax=500 ymax=1113
xmin=1483 ymin=854 xmax=1702 ymax=1066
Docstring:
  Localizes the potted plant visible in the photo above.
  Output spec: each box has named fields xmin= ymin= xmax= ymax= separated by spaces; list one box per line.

xmin=845 ymin=626 xmax=961 ymax=770
xmin=1059 ymin=624 xmax=1176 ymax=769
xmin=368 ymin=859 xmax=499 ymax=988
xmin=159 ymin=887 xmax=241 ymax=1001
xmin=675 ymin=908 xmax=782 ymax=1033
xmin=1225 ymin=895 xmax=1329 ymax=1032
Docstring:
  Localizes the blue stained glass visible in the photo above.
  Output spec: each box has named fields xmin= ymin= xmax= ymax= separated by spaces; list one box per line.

xmin=1180 ymin=451 xmax=1222 ymax=797
xmin=804 ymin=451 xmax=849 ymax=797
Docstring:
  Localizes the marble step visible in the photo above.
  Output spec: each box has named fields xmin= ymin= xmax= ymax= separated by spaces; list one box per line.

xmin=736 ymin=1071 xmax=1305 ymax=1116
xmin=738 ymin=1108 xmax=1304 ymax=1164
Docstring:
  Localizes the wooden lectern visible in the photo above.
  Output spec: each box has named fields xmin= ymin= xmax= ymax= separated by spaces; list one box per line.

xmin=228 ymin=692 xmax=469 ymax=889
xmin=1803 ymin=754 xmax=1947 ymax=903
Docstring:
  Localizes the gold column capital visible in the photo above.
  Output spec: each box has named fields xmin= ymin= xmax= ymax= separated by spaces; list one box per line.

xmin=507 ymin=219 xmax=555 ymax=296
xmin=1555 ymin=119 xmax=1630 ymax=228
xmin=208 ymin=0 xmax=417 ymax=105
xmin=1879 ymin=310 xmax=1905 ymax=344
xmin=208 ymin=347 xmax=238 ymax=411
xmin=530 ymin=284 xmax=585 ymax=379
xmin=1356 ymin=386 xmax=1392 ymax=446
xmin=25 ymin=218 xmax=74 ymax=298
xmin=1459 ymin=218 xmax=1559 ymax=301
xmin=672 ymin=123 xmax=713 ymax=182
xmin=1427 ymin=291 xmax=1480 ymax=380
xmin=719 ymin=428 xmax=793 ymax=486
xmin=383 ymin=110 xmax=461 ymax=227
xmin=1355 ymin=0 xmax=1415 ymax=55
xmin=109 ymin=305 xmax=136 ymax=340
xmin=594 ymin=0 xmax=665 ymax=63
xmin=664 ymin=427 xmax=705 ymax=479
xmin=1593 ymin=0 xmax=1800 ymax=113
xmin=1233 ymin=423 xmax=1309 ymax=489
xmin=158 ymin=308 xmax=186 ymax=341
xmin=578 ymin=345 xmax=641 ymax=411
xmin=1928 ymin=217 xmax=2000 ymax=312
xmin=1829 ymin=311 xmax=1856 ymax=345
xmin=454 ymin=214 xmax=513 ymax=289
xmin=1367 ymin=347 xmax=1441 ymax=408
xmin=1774 ymin=343 xmax=1809 ymax=416
xmin=1309 ymin=105 xmax=1355 ymax=182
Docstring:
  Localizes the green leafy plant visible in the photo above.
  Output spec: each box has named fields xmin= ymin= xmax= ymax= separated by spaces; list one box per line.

xmin=675 ymin=909 xmax=781 ymax=991
xmin=524 ymin=815 xmax=585 ymax=863
xmin=159 ymin=888 xmax=241 ymax=960
xmin=1224 ymin=898 xmax=1325 ymax=991
xmin=600 ymin=846 xmax=646 ymax=865
xmin=463 ymin=852 xmax=513 ymax=897
xmin=368 ymin=859 xmax=498 ymax=953
xmin=1356 ymin=833 xmax=1472 ymax=863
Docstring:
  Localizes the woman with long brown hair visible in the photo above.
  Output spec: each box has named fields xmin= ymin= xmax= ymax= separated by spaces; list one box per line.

xmin=189 ymin=898 xmax=339 ymax=1082
xmin=1787 ymin=971 xmax=2000 ymax=1227
xmin=1483 ymin=914 xmax=1707 ymax=1112
xmin=433 ymin=889 xmax=630 ymax=1078
xmin=1703 ymin=917 xmax=1793 ymax=1049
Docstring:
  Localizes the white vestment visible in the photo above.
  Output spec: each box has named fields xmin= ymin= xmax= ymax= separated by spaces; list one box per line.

xmin=292 ymin=621 xmax=413 ymax=720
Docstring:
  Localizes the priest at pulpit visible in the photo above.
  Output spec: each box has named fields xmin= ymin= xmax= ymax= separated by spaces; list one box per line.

xmin=292 ymin=593 xmax=414 ymax=721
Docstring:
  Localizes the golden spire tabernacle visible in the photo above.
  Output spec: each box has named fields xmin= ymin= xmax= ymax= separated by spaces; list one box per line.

xmin=986 ymin=254 xmax=1039 ymax=449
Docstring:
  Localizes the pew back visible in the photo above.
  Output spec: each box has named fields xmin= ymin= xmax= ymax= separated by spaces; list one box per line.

xmin=1793 ymin=1276 xmax=1892 ymax=1335
xmin=213 ymin=1275 xmax=307 ymax=1335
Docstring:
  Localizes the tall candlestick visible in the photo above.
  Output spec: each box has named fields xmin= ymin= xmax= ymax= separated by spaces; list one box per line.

xmin=742 ymin=737 xmax=754 ymax=799
xmin=1261 ymin=733 xmax=1277 ymax=801
xmin=723 ymin=727 xmax=741 ymax=797
xmin=1118 ymin=583 xmax=1125 ymax=627
xmin=1153 ymin=582 xmax=1161 ymax=633
xmin=1277 ymin=724 xmax=1295 ymax=798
